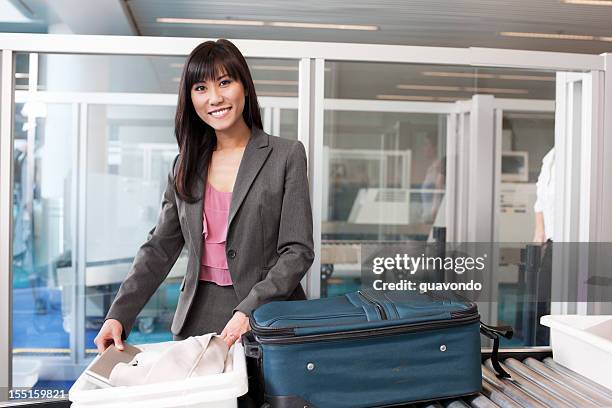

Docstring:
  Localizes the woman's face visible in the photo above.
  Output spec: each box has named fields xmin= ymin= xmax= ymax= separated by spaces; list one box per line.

xmin=190 ymin=70 xmax=247 ymax=132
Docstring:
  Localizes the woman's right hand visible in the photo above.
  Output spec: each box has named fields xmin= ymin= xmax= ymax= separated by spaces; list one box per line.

xmin=94 ymin=319 xmax=125 ymax=354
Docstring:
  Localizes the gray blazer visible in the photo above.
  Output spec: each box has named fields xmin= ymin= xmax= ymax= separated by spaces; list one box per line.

xmin=106 ymin=127 xmax=314 ymax=337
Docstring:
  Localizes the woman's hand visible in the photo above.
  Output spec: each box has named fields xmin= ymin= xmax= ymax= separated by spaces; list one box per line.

xmin=220 ymin=311 xmax=251 ymax=347
xmin=94 ymin=319 xmax=125 ymax=354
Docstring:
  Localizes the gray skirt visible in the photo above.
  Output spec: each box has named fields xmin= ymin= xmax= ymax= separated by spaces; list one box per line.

xmin=173 ymin=281 xmax=257 ymax=407
xmin=173 ymin=280 xmax=240 ymax=340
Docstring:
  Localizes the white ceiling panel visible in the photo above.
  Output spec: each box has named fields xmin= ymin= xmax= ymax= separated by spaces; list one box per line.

xmin=126 ymin=0 xmax=612 ymax=54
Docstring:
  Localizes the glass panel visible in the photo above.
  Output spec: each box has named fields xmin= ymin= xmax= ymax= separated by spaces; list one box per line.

xmin=322 ymin=109 xmax=447 ymax=298
xmin=325 ymin=61 xmax=555 ymax=100
xmin=84 ymin=104 xmax=179 ymax=350
xmin=499 ymin=111 xmax=555 ymax=242
xmin=248 ymin=58 xmax=298 ymax=98
xmin=12 ymin=103 xmax=74 ymax=392
xmin=322 ymin=61 xmax=458 ymax=298
xmin=322 ymin=60 xmax=562 ymax=349
xmin=15 ymin=53 xmax=29 ymax=90
xmin=498 ymin=111 xmax=555 ymax=347
xmin=279 ymin=109 xmax=298 ymax=140
xmin=36 ymin=55 xmax=299 ymax=96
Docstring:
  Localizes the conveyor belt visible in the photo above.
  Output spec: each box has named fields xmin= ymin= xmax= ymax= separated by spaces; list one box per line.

xmin=9 ymin=350 xmax=612 ymax=408
xmin=410 ymin=351 xmax=612 ymax=408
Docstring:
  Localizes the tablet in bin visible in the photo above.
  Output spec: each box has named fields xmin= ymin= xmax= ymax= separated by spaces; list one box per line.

xmin=85 ymin=343 xmax=141 ymax=388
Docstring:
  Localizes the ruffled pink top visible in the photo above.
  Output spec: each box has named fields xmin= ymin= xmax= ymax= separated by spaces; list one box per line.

xmin=199 ymin=181 xmax=233 ymax=286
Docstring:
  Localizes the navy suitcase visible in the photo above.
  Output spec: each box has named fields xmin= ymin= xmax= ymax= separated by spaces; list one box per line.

xmin=245 ymin=289 xmax=512 ymax=408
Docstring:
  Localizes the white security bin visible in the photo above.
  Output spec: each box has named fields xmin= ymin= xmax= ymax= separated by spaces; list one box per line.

xmin=541 ymin=315 xmax=612 ymax=390
xmin=69 ymin=341 xmax=248 ymax=408
xmin=13 ymin=359 xmax=42 ymax=388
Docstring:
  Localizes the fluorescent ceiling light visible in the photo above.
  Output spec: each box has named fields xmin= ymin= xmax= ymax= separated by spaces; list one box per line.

xmin=464 ymin=86 xmax=528 ymax=94
xmin=257 ymin=91 xmax=298 ymax=97
xmin=397 ymin=84 xmax=529 ymax=95
xmin=157 ymin=17 xmax=377 ymax=31
xmin=505 ymin=112 xmax=555 ymax=119
xmin=377 ymin=94 xmax=468 ymax=102
xmin=501 ymin=31 xmax=612 ymax=42
xmin=562 ymin=0 xmax=612 ymax=5
xmin=377 ymin=95 xmax=436 ymax=101
xmin=397 ymin=84 xmax=462 ymax=91
xmin=268 ymin=21 xmax=378 ymax=31
xmin=499 ymin=31 xmax=595 ymax=40
xmin=437 ymin=97 xmax=469 ymax=102
xmin=422 ymin=72 xmax=496 ymax=79
xmin=497 ymin=74 xmax=555 ymax=81
xmin=157 ymin=18 xmax=265 ymax=26
xmin=251 ymin=65 xmax=298 ymax=71
xmin=422 ymin=71 xmax=554 ymax=81
xmin=243 ymin=65 xmax=331 ymax=72
xmin=253 ymin=80 xmax=298 ymax=86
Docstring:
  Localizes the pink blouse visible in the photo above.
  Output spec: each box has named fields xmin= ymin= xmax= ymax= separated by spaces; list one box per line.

xmin=199 ymin=181 xmax=233 ymax=286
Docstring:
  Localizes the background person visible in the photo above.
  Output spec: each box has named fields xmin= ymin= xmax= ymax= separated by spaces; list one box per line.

xmin=532 ymin=147 xmax=555 ymax=345
xmin=533 ymin=147 xmax=555 ymax=243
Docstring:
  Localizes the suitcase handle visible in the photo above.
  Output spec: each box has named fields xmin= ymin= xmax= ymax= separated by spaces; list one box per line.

xmin=480 ymin=322 xmax=513 ymax=379
xmin=242 ymin=332 xmax=262 ymax=359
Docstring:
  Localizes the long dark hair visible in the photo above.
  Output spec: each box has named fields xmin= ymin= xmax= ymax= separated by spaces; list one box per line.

xmin=174 ymin=39 xmax=262 ymax=202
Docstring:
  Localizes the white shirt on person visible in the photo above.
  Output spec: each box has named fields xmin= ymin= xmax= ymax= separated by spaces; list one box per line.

xmin=534 ymin=148 xmax=555 ymax=241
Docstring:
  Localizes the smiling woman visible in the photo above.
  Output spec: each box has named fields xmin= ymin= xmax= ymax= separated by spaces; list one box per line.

xmin=94 ymin=39 xmax=314 ymax=363
xmin=191 ymin=72 xmax=247 ymax=136
xmin=174 ymin=39 xmax=263 ymax=202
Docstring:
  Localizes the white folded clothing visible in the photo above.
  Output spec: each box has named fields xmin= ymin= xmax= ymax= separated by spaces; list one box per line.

xmin=109 ymin=333 xmax=228 ymax=386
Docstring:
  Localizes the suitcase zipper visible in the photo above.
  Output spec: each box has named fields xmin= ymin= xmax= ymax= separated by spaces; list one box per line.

xmin=250 ymin=292 xmax=478 ymax=338
xmin=250 ymin=325 xmax=295 ymax=336
xmin=450 ymin=304 xmax=478 ymax=319
xmin=358 ymin=290 xmax=388 ymax=320
xmin=423 ymin=291 xmax=478 ymax=320
xmin=253 ymin=314 xmax=479 ymax=344
xmin=264 ymin=312 xmax=364 ymax=326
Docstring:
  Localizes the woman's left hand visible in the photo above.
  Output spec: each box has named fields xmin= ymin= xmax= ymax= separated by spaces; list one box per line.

xmin=220 ymin=311 xmax=251 ymax=347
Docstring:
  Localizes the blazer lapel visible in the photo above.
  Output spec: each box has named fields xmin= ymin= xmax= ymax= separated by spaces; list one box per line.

xmin=228 ymin=128 xmax=271 ymax=228
xmin=183 ymin=162 xmax=206 ymax=257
